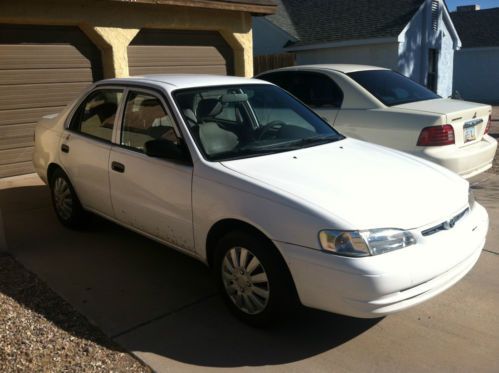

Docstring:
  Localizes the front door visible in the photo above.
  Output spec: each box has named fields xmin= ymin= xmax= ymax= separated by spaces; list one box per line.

xmin=60 ymin=88 xmax=124 ymax=217
xmin=109 ymin=89 xmax=194 ymax=251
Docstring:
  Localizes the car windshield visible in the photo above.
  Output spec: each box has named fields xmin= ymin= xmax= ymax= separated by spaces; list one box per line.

xmin=348 ymin=70 xmax=440 ymax=106
xmin=173 ymin=84 xmax=344 ymax=161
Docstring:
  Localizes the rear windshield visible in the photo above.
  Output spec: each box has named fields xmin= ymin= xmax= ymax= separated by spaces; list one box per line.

xmin=348 ymin=70 xmax=440 ymax=106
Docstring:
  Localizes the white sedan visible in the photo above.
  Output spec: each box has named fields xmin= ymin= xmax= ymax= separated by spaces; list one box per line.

xmin=33 ymin=75 xmax=488 ymax=325
xmin=257 ymin=65 xmax=497 ymax=178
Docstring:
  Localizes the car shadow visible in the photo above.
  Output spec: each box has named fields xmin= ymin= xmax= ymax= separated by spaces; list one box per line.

xmin=0 ymin=184 xmax=381 ymax=368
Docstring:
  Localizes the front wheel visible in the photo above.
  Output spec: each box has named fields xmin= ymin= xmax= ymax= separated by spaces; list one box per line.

xmin=50 ymin=168 xmax=87 ymax=228
xmin=214 ymin=230 xmax=297 ymax=326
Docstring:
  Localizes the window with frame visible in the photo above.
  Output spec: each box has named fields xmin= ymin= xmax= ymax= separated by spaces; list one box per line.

xmin=121 ymin=91 xmax=178 ymax=152
xmin=259 ymin=71 xmax=344 ymax=108
xmin=70 ymin=89 xmax=123 ymax=142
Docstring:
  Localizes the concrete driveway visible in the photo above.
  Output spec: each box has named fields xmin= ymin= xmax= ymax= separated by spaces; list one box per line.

xmin=1 ymin=173 xmax=498 ymax=373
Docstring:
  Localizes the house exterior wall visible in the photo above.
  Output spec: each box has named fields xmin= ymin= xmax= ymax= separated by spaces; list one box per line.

xmin=253 ymin=17 xmax=294 ymax=56
xmin=398 ymin=0 xmax=457 ymax=97
xmin=295 ymin=43 xmax=400 ymax=69
xmin=0 ymin=0 xmax=254 ymax=77
xmin=454 ymin=47 xmax=499 ymax=104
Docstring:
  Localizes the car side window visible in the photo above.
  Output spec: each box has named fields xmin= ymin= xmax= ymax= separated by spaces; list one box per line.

xmin=69 ymin=89 xmax=123 ymax=142
xmin=121 ymin=91 xmax=178 ymax=152
xmin=260 ymin=72 xmax=344 ymax=109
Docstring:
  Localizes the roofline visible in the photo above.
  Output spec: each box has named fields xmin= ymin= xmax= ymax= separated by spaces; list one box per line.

xmin=284 ymin=36 xmax=399 ymax=52
xmin=108 ymin=0 xmax=277 ymax=15
xmin=441 ymin=1 xmax=462 ymax=49
xmin=257 ymin=17 xmax=298 ymax=42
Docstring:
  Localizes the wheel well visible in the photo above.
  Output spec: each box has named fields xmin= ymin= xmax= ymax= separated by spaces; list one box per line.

xmin=206 ymin=218 xmax=300 ymax=304
xmin=47 ymin=163 xmax=63 ymax=185
xmin=206 ymin=219 xmax=275 ymax=267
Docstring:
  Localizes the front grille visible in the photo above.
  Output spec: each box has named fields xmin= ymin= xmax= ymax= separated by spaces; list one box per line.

xmin=421 ymin=208 xmax=469 ymax=237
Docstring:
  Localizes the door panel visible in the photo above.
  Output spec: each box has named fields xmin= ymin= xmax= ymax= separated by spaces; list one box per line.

xmin=109 ymin=89 xmax=194 ymax=251
xmin=109 ymin=147 xmax=194 ymax=251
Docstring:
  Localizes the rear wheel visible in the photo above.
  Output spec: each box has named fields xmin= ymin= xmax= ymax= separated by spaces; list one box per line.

xmin=214 ymin=230 xmax=297 ymax=326
xmin=50 ymin=169 xmax=86 ymax=228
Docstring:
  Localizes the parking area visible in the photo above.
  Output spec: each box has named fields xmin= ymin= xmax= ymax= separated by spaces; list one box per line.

xmin=1 ymin=113 xmax=499 ymax=372
xmin=1 ymin=177 xmax=498 ymax=372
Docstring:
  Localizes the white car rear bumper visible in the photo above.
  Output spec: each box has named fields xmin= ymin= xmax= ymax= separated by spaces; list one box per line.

xmin=277 ymin=202 xmax=488 ymax=318
xmin=414 ymin=135 xmax=497 ymax=178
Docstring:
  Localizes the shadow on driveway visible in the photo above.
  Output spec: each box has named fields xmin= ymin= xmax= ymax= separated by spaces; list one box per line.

xmin=0 ymin=183 xmax=380 ymax=368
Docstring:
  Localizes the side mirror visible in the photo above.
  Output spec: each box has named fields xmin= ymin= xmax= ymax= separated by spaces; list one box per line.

xmin=144 ymin=139 xmax=191 ymax=164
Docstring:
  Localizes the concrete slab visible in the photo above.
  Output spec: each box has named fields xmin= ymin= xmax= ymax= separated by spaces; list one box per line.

xmin=114 ymin=251 xmax=499 ymax=373
xmin=0 ymin=175 xmax=216 ymax=337
xmin=2 ymin=171 xmax=499 ymax=372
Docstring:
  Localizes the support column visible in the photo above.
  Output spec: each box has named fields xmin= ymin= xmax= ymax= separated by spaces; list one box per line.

xmin=80 ymin=25 xmax=139 ymax=78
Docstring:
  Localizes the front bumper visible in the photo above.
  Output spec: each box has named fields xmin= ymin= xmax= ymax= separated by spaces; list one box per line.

xmin=276 ymin=202 xmax=488 ymax=318
xmin=413 ymin=135 xmax=497 ymax=179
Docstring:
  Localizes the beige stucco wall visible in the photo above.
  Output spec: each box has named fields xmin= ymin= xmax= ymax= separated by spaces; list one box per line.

xmin=0 ymin=0 xmax=254 ymax=78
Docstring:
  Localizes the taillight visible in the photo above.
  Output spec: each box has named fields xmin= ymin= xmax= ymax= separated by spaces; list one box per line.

xmin=417 ymin=125 xmax=455 ymax=146
xmin=484 ymin=115 xmax=491 ymax=134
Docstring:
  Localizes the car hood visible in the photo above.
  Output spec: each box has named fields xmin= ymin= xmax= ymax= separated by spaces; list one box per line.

xmin=394 ymin=98 xmax=490 ymax=116
xmin=221 ymin=139 xmax=468 ymax=230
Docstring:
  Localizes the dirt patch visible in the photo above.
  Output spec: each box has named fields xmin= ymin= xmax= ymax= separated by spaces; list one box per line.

xmin=0 ymin=253 xmax=150 ymax=372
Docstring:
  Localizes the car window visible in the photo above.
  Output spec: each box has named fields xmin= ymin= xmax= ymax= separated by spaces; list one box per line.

xmin=121 ymin=91 xmax=178 ymax=152
xmin=173 ymin=84 xmax=344 ymax=161
xmin=70 ymin=89 xmax=123 ymax=142
xmin=259 ymin=71 xmax=344 ymax=108
xmin=348 ymin=70 xmax=440 ymax=106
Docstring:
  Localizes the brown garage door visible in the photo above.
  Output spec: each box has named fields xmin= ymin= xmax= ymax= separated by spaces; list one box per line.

xmin=0 ymin=25 xmax=102 ymax=178
xmin=128 ymin=29 xmax=234 ymax=76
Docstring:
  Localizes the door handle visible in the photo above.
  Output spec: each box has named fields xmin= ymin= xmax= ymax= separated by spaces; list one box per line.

xmin=61 ymin=144 xmax=70 ymax=153
xmin=111 ymin=161 xmax=125 ymax=173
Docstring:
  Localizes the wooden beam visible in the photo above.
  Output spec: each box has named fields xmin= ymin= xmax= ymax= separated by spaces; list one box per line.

xmin=109 ymin=0 xmax=277 ymax=15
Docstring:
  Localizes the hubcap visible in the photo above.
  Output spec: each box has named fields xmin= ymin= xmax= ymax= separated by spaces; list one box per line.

xmin=221 ymin=247 xmax=270 ymax=315
xmin=53 ymin=177 xmax=73 ymax=220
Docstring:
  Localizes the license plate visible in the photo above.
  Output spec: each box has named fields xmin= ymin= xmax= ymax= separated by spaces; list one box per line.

xmin=464 ymin=125 xmax=476 ymax=143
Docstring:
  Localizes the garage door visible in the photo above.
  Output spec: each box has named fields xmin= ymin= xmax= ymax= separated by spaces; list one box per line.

xmin=0 ymin=25 xmax=102 ymax=178
xmin=128 ymin=29 xmax=234 ymax=76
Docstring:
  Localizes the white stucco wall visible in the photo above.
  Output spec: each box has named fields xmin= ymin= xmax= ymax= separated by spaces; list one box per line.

xmin=252 ymin=17 xmax=295 ymax=56
xmin=295 ymin=42 xmax=400 ymax=69
xmin=398 ymin=0 xmax=457 ymax=97
xmin=454 ymin=47 xmax=499 ymax=104
xmin=436 ymin=19 xmax=455 ymax=98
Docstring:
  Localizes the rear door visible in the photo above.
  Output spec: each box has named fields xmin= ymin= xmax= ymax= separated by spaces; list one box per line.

xmin=60 ymin=88 xmax=124 ymax=217
xmin=109 ymin=88 xmax=194 ymax=251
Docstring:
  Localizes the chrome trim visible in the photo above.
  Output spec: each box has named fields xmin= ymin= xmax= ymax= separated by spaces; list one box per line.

xmin=421 ymin=208 xmax=469 ymax=237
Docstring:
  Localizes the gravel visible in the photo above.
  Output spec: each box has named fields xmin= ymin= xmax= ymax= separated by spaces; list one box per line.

xmin=0 ymin=253 xmax=150 ymax=372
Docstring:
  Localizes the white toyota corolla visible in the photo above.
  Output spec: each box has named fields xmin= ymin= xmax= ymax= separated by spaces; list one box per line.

xmin=33 ymin=75 xmax=488 ymax=325
xmin=257 ymin=65 xmax=498 ymax=179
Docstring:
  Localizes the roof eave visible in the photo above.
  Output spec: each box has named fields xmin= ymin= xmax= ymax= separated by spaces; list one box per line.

xmin=108 ymin=0 xmax=277 ymax=15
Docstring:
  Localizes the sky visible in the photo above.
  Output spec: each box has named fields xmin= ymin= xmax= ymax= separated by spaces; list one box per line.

xmin=445 ymin=0 xmax=499 ymax=11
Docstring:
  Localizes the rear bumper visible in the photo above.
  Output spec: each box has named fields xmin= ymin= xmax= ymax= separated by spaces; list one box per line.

xmin=413 ymin=135 xmax=497 ymax=178
xmin=276 ymin=203 xmax=488 ymax=318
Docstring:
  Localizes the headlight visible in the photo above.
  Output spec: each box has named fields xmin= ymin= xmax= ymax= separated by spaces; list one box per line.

xmin=319 ymin=228 xmax=416 ymax=257
xmin=469 ymin=188 xmax=475 ymax=210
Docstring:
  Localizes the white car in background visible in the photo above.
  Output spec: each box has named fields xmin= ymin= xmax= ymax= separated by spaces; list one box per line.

xmin=257 ymin=65 xmax=497 ymax=178
xmin=33 ymin=75 xmax=488 ymax=325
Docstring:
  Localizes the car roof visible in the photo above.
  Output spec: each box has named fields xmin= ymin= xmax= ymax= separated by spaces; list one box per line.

xmin=257 ymin=64 xmax=389 ymax=75
xmin=97 ymin=74 xmax=272 ymax=91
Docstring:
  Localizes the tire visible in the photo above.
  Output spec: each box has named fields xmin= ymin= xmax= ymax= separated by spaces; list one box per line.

xmin=49 ymin=168 xmax=87 ymax=229
xmin=214 ymin=230 xmax=297 ymax=326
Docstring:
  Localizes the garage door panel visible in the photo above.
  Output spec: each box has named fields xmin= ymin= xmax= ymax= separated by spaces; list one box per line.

xmin=0 ymin=45 xmax=94 ymax=70
xmin=128 ymin=29 xmax=233 ymax=76
xmin=0 ymin=69 xmax=95 ymax=85
xmin=0 ymin=161 xmax=34 ymax=178
xmin=131 ymin=65 xmax=228 ymax=76
xmin=0 ymin=147 xmax=33 ymax=165
xmin=0 ymin=83 xmax=90 ymax=110
xmin=0 ymin=107 xmax=65 ymax=126
xmin=0 ymin=24 xmax=101 ymax=178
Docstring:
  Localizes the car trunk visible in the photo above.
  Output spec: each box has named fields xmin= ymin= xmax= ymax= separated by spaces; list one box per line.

xmin=395 ymin=99 xmax=491 ymax=147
